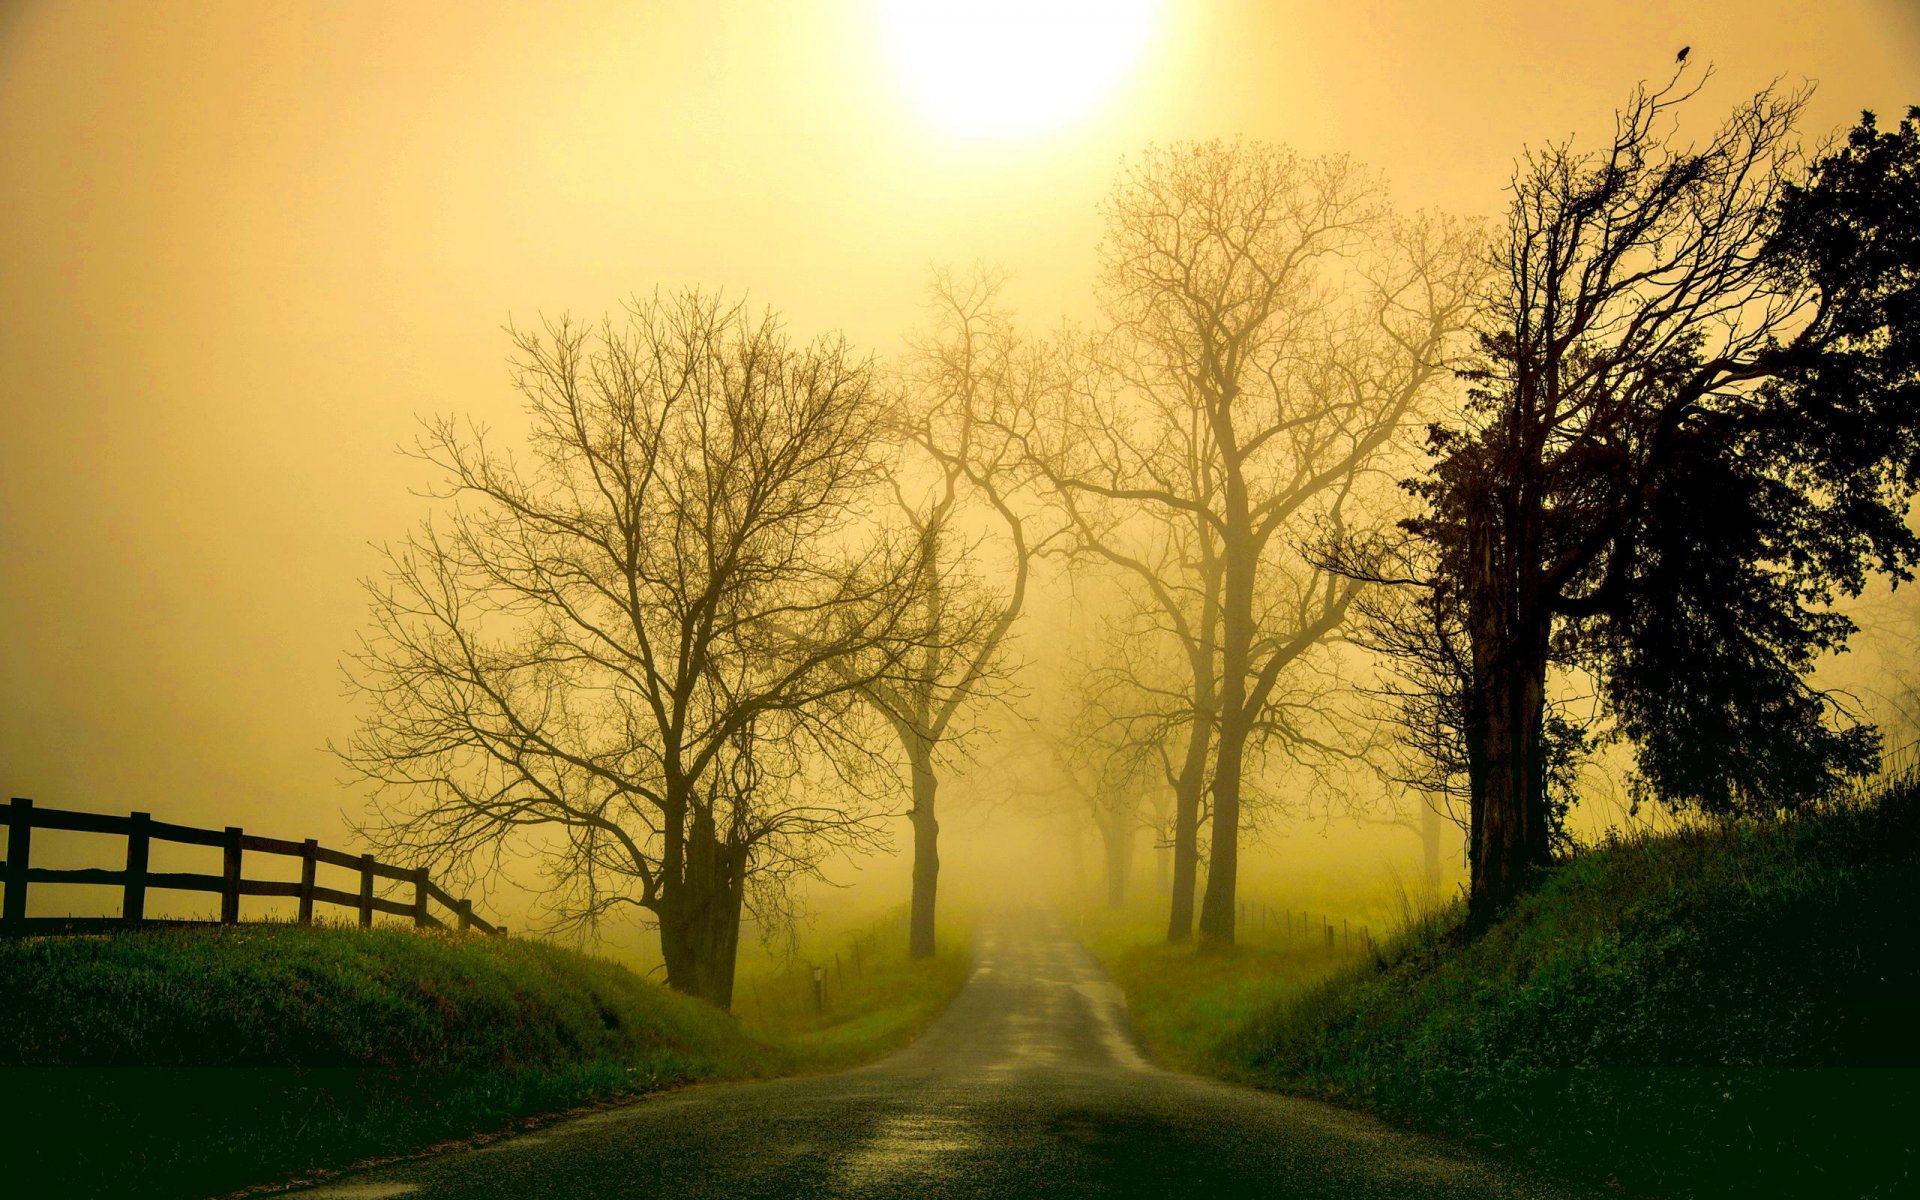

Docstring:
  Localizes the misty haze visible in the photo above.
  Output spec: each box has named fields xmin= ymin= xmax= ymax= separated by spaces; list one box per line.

xmin=3 ymin=3 xmax=1918 ymax=1198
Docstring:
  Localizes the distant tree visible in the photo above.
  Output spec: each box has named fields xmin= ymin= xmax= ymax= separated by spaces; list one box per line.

xmin=1402 ymin=79 xmax=1920 ymax=927
xmin=1055 ymin=622 xmax=1183 ymax=909
xmin=1023 ymin=141 xmax=1480 ymax=947
xmin=859 ymin=271 xmax=1054 ymax=958
xmin=337 ymin=291 xmax=929 ymax=1008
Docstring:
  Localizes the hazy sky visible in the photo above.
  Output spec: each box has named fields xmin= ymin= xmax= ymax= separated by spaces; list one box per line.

xmin=2 ymin=0 xmax=1916 ymax=851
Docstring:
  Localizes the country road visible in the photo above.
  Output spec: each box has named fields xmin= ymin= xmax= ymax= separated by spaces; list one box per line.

xmin=291 ymin=910 xmax=1597 ymax=1199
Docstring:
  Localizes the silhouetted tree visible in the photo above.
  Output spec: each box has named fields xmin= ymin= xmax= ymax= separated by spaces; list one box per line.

xmin=338 ymin=291 xmax=931 ymax=1008
xmin=1406 ymin=79 xmax=1920 ymax=927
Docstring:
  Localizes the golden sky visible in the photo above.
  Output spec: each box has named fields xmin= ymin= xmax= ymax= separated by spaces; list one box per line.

xmin=2 ymin=0 xmax=1916 ymax=847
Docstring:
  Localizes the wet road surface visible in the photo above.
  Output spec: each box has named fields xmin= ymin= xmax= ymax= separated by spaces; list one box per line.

xmin=293 ymin=909 xmax=1597 ymax=1199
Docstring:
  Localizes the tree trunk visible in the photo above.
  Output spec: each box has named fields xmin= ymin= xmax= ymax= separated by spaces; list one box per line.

xmin=1468 ymin=624 xmax=1550 ymax=929
xmin=1155 ymin=814 xmax=1172 ymax=896
xmin=1464 ymin=496 xmax=1553 ymax=931
xmin=1166 ymin=719 xmax=1208 ymax=941
xmin=1102 ymin=817 xmax=1134 ymax=909
xmin=1197 ymin=716 xmax=1246 ymax=949
xmin=659 ymin=803 xmax=747 ymax=1009
xmin=1199 ymin=517 xmax=1254 ymax=951
xmin=908 ymin=747 xmax=939 ymax=959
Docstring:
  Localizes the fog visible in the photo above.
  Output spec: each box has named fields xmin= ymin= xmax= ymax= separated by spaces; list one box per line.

xmin=3 ymin=0 xmax=1917 ymax=952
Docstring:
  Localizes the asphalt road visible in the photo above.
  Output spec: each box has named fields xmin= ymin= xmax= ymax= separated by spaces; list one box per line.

xmin=291 ymin=909 xmax=1597 ymax=1200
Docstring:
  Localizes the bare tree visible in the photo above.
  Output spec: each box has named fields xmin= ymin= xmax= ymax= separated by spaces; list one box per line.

xmin=1020 ymin=141 xmax=1481 ymax=947
xmin=337 ymin=290 xmax=928 ymax=1009
xmin=857 ymin=272 xmax=1054 ymax=958
xmin=1059 ymin=640 xmax=1176 ymax=909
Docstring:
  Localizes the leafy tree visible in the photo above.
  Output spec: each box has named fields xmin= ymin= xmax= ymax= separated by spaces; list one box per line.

xmin=1402 ymin=78 xmax=1920 ymax=927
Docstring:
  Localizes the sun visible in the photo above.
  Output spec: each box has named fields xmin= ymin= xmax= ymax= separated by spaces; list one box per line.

xmin=878 ymin=0 xmax=1159 ymax=140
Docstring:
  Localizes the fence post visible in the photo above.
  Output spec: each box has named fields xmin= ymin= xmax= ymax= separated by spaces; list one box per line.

xmin=411 ymin=868 xmax=429 ymax=928
xmin=123 ymin=811 xmax=151 ymax=923
xmin=220 ymin=826 xmax=243 ymax=924
xmin=357 ymin=854 xmax=375 ymax=928
xmin=4 ymin=798 xmax=32 ymax=931
xmin=297 ymin=839 xmax=318 ymax=925
xmin=1324 ymin=923 xmax=1335 ymax=950
xmin=457 ymin=897 xmax=473 ymax=931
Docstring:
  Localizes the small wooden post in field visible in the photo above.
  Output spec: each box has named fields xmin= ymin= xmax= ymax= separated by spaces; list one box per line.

xmin=357 ymin=853 xmax=375 ymax=927
xmin=5 ymin=798 xmax=33 ymax=931
xmin=411 ymin=868 xmax=429 ymax=927
xmin=297 ymin=839 xmax=317 ymax=925
xmin=458 ymin=897 xmax=473 ymax=931
xmin=220 ymin=826 xmax=243 ymax=924
xmin=123 ymin=811 xmax=151 ymax=923
xmin=1324 ymin=923 xmax=1335 ymax=950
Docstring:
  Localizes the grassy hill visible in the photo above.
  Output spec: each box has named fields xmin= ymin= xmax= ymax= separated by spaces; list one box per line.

xmin=0 ymin=918 xmax=966 ymax=1199
xmin=1094 ymin=781 xmax=1920 ymax=1199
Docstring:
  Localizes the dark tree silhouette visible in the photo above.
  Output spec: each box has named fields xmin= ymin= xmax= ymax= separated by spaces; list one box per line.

xmin=337 ymin=290 xmax=932 ymax=1008
xmin=1404 ymin=79 xmax=1920 ymax=928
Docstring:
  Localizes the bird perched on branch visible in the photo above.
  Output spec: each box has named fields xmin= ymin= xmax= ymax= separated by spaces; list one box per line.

xmin=1676 ymin=45 xmax=1691 ymax=63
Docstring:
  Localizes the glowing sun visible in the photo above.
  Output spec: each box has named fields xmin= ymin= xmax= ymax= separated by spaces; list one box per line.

xmin=879 ymin=0 xmax=1159 ymax=139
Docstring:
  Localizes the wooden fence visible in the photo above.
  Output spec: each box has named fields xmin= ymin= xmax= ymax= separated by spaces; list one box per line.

xmin=0 ymin=798 xmax=502 ymax=936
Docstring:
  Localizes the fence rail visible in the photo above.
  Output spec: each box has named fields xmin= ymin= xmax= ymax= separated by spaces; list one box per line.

xmin=0 ymin=798 xmax=501 ymax=937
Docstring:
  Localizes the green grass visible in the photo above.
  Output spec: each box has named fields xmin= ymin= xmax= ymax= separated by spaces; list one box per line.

xmin=1 ymin=911 xmax=970 ymax=1200
xmin=1089 ymin=783 xmax=1920 ymax=1199
xmin=1083 ymin=907 xmax=1358 ymax=1072
xmin=734 ymin=910 xmax=973 ymax=1072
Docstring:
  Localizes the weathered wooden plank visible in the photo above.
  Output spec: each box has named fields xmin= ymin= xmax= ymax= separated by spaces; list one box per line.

xmin=5 ymin=798 xmax=31 ymax=932
xmin=220 ymin=827 xmax=243 ymax=924
xmin=144 ymin=818 xmax=226 ymax=847
xmin=14 ymin=806 xmax=130 ymax=836
xmin=145 ymin=871 xmax=226 ymax=892
xmin=307 ymin=884 xmax=359 ymax=910
xmin=238 ymin=832 xmax=307 ymax=857
xmin=357 ymin=854 xmax=375 ymax=928
xmin=23 ymin=867 xmax=126 ymax=885
xmin=236 ymin=879 xmax=304 ymax=899
xmin=297 ymin=839 xmax=317 ymax=925
xmin=311 ymin=845 xmax=364 ymax=872
xmin=124 ymin=811 xmax=150 ymax=922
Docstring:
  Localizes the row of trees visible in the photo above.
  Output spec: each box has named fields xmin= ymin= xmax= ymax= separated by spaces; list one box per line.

xmin=339 ymin=72 xmax=1920 ymax=1005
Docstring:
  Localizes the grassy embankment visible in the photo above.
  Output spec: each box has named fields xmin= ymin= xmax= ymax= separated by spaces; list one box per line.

xmin=1088 ymin=782 xmax=1920 ymax=1199
xmin=1 ymin=909 xmax=967 ymax=1199
xmin=734 ymin=909 xmax=972 ymax=1072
